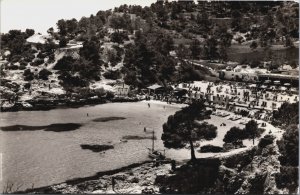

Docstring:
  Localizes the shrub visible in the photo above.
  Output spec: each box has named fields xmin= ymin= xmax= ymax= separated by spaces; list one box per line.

xmin=53 ymin=56 xmax=75 ymax=71
xmin=223 ymin=126 xmax=244 ymax=143
xmin=23 ymin=69 xmax=34 ymax=81
xmin=59 ymin=37 xmax=67 ymax=48
xmin=38 ymin=69 xmax=52 ymax=80
xmin=48 ymin=54 xmax=55 ymax=64
xmin=277 ymin=124 xmax=298 ymax=166
xmin=110 ymin=31 xmax=129 ymax=44
xmin=19 ymin=65 xmax=26 ymax=70
xmin=258 ymin=134 xmax=275 ymax=148
xmin=7 ymin=65 xmax=19 ymax=70
xmin=199 ymin=145 xmax=223 ymax=153
xmin=31 ymin=58 xmax=44 ymax=66
xmin=24 ymin=82 xmax=31 ymax=89
xmin=37 ymin=52 xmax=47 ymax=59
xmin=10 ymin=55 xmax=22 ymax=63
xmin=275 ymin=166 xmax=298 ymax=191
xmin=103 ymin=70 xmax=121 ymax=80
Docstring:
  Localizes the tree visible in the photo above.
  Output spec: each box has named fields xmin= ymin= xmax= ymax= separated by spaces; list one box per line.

xmin=53 ymin=56 xmax=76 ymax=71
xmin=25 ymin=29 xmax=35 ymax=38
xmin=47 ymin=27 xmax=54 ymax=35
xmin=223 ymin=126 xmax=244 ymax=143
xmin=276 ymin=124 xmax=298 ymax=190
xmin=250 ymin=41 xmax=258 ymax=50
xmin=59 ymin=37 xmax=67 ymax=48
xmin=190 ymin=39 xmax=201 ymax=60
xmin=203 ymin=37 xmax=218 ymax=61
xmin=79 ymin=39 xmax=100 ymax=64
xmin=38 ymin=69 xmax=52 ymax=80
xmin=161 ymin=101 xmax=216 ymax=161
xmin=176 ymin=43 xmax=190 ymax=60
xmin=57 ymin=19 xmax=67 ymax=36
xmin=244 ymin=120 xmax=258 ymax=145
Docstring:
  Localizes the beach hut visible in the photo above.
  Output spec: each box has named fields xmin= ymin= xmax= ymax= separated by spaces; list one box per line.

xmin=147 ymin=84 xmax=165 ymax=95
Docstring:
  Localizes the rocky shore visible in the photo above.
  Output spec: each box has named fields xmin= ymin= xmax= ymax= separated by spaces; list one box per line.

xmin=15 ymin=141 xmax=289 ymax=194
xmin=16 ymin=160 xmax=174 ymax=194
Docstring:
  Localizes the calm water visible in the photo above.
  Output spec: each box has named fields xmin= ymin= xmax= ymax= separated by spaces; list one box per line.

xmin=0 ymin=102 xmax=182 ymax=191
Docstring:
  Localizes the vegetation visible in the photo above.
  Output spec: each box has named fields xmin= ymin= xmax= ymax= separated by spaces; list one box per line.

xmin=223 ymin=120 xmax=262 ymax=145
xmin=272 ymin=102 xmax=299 ymax=127
xmin=1 ymin=1 xmax=298 ymax=91
xmin=274 ymin=102 xmax=299 ymax=192
xmin=161 ymin=101 xmax=217 ymax=161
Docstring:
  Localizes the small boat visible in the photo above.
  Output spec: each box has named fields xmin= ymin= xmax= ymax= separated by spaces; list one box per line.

xmin=148 ymin=131 xmax=165 ymax=160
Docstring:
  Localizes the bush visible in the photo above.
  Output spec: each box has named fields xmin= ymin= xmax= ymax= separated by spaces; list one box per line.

xmin=10 ymin=55 xmax=22 ymax=63
xmin=23 ymin=69 xmax=34 ymax=81
xmin=223 ymin=126 xmax=244 ymax=143
xmin=7 ymin=65 xmax=19 ymax=70
xmin=48 ymin=54 xmax=55 ymax=64
xmin=53 ymin=56 xmax=75 ymax=71
xmin=275 ymin=166 xmax=298 ymax=191
xmin=19 ymin=65 xmax=26 ymax=70
xmin=199 ymin=145 xmax=223 ymax=153
xmin=24 ymin=82 xmax=31 ymax=89
xmin=31 ymin=58 xmax=44 ymax=66
xmin=59 ymin=37 xmax=67 ymax=48
xmin=277 ymin=124 xmax=298 ymax=166
xmin=103 ymin=70 xmax=121 ymax=80
xmin=37 ymin=52 xmax=47 ymax=59
xmin=38 ymin=69 xmax=52 ymax=80
xmin=58 ymin=71 xmax=88 ymax=87
xmin=258 ymin=134 xmax=275 ymax=148
xmin=110 ymin=31 xmax=129 ymax=44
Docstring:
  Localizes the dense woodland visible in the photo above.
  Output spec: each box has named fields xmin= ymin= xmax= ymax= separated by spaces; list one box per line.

xmin=1 ymin=1 xmax=298 ymax=89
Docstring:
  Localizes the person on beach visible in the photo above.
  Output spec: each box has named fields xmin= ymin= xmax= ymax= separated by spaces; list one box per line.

xmin=144 ymin=127 xmax=146 ymax=132
xmin=148 ymin=103 xmax=150 ymax=108
xmin=87 ymin=113 xmax=89 ymax=117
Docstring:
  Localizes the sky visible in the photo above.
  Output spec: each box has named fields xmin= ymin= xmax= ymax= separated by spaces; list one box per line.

xmin=0 ymin=0 xmax=157 ymax=34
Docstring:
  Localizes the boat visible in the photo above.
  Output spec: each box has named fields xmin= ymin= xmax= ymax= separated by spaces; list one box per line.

xmin=148 ymin=131 xmax=165 ymax=160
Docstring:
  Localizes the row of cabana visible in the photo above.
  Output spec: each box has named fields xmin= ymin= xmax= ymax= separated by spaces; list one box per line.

xmin=248 ymin=83 xmax=296 ymax=92
xmin=262 ymin=80 xmax=291 ymax=86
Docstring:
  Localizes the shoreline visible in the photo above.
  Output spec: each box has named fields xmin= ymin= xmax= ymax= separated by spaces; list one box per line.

xmin=15 ymin=160 xmax=169 ymax=193
xmin=0 ymin=97 xmax=140 ymax=112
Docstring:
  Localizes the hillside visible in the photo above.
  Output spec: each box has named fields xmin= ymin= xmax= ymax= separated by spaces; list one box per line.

xmin=0 ymin=1 xmax=299 ymax=106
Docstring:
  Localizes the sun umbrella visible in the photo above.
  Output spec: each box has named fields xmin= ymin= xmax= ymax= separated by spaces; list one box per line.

xmin=274 ymin=81 xmax=281 ymax=85
xmin=291 ymin=88 xmax=297 ymax=92
xmin=264 ymin=80 xmax=272 ymax=84
xmin=279 ymin=86 xmax=287 ymax=91
xmin=260 ymin=85 xmax=267 ymax=89
xmin=249 ymin=84 xmax=256 ymax=88
xmin=284 ymin=83 xmax=291 ymax=86
xmin=270 ymin=86 xmax=276 ymax=90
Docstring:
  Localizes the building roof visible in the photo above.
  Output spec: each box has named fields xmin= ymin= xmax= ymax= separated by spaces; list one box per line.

xmin=147 ymin=84 xmax=163 ymax=90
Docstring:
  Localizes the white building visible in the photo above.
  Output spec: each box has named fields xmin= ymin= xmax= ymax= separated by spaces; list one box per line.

xmin=115 ymin=83 xmax=130 ymax=97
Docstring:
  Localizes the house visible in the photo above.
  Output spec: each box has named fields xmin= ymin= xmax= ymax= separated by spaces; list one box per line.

xmin=115 ymin=83 xmax=130 ymax=97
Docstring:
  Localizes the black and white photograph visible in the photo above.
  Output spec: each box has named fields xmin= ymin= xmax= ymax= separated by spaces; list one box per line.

xmin=0 ymin=0 xmax=299 ymax=194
